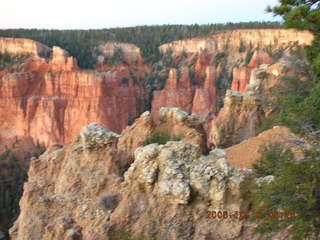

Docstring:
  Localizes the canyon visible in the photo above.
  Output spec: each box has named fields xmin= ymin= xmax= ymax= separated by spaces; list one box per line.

xmin=0 ymin=41 xmax=148 ymax=155
xmin=0 ymin=29 xmax=314 ymax=153
xmin=0 ymin=28 xmax=315 ymax=239
xmin=9 ymin=112 xmax=304 ymax=240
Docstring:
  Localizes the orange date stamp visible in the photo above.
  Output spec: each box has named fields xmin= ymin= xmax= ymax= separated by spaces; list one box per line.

xmin=206 ymin=210 xmax=298 ymax=220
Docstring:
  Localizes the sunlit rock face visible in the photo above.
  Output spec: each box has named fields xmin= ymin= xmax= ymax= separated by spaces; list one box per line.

xmin=156 ymin=29 xmax=313 ymax=146
xmin=0 ymin=37 xmax=51 ymax=57
xmin=0 ymin=38 xmax=148 ymax=153
xmin=159 ymin=29 xmax=313 ymax=55
xmin=209 ymin=56 xmax=308 ymax=148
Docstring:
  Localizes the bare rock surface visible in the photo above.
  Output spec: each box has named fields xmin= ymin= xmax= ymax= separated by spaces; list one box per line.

xmin=11 ymin=123 xmax=255 ymax=240
xmin=119 ymin=108 xmax=207 ymax=154
xmin=226 ymin=126 xmax=304 ymax=168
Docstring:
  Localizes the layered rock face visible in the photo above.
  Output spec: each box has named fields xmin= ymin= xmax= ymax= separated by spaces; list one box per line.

xmin=11 ymin=123 xmax=255 ymax=240
xmin=231 ymin=50 xmax=273 ymax=93
xmin=0 ymin=38 xmax=147 ymax=151
xmin=0 ymin=37 xmax=51 ymax=57
xmin=209 ymin=56 xmax=307 ymax=147
xmin=0 ymin=30 xmax=313 ymax=152
xmin=209 ymin=90 xmax=263 ymax=148
xmin=50 ymin=46 xmax=79 ymax=72
xmin=0 ymin=70 xmax=146 ymax=147
xmin=152 ymin=68 xmax=194 ymax=119
xmin=153 ymin=29 xmax=313 ymax=129
xmin=159 ymin=29 xmax=313 ymax=54
xmin=152 ymin=66 xmax=217 ymax=121
xmin=2 ymin=29 xmax=316 ymax=240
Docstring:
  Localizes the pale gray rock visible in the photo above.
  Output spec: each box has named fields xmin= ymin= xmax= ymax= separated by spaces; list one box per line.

xmin=159 ymin=107 xmax=188 ymax=123
xmin=80 ymin=123 xmax=119 ymax=149
xmin=125 ymin=141 xmax=252 ymax=210
xmin=256 ymin=175 xmax=275 ymax=186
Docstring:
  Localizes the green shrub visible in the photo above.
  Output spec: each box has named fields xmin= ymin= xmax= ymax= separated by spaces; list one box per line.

xmin=244 ymin=51 xmax=254 ymax=65
xmin=110 ymin=47 xmax=124 ymax=65
xmin=250 ymin=146 xmax=320 ymax=240
xmin=0 ymin=52 xmax=29 ymax=71
xmin=143 ymin=131 xmax=181 ymax=146
xmin=252 ymin=144 xmax=294 ymax=177
xmin=162 ymin=48 xmax=174 ymax=67
xmin=214 ymin=52 xmax=227 ymax=65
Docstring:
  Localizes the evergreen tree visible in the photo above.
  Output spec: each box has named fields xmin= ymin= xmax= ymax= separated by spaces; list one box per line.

xmin=264 ymin=1 xmax=320 ymax=139
xmin=250 ymin=2 xmax=320 ymax=239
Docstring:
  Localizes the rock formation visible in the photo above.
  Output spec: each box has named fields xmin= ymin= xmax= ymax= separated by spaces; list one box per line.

xmin=96 ymin=42 xmax=143 ymax=65
xmin=231 ymin=50 xmax=273 ymax=93
xmin=0 ymin=70 xmax=146 ymax=148
xmin=192 ymin=66 xmax=217 ymax=119
xmin=159 ymin=29 xmax=313 ymax=55
xmin=152 ymin=68 xmax=194 ymax=120
xmin=11 ymin=123 xmax=255 ymax=240
xmin=225 ymin=126 xmax=301 ymax=168
xmin=0 ymin=38 xmax=148 ymax=152
xmin=209 ymin=90 xmax=263 ymax=148
xmin=0 ymin=29 xmax=313 ymax=153
xmin=50 ymin=46 xmax=78 ymax=72
xmin=153 ymin=29 xmax=313 ymax=134
xmin=152 ymin=67 xmax=217 ymax=121
xmin=119 ymin=108 xmax=207 ymax=154
xmin=209 ymin=54 xmax=309 ymax=148
xmin=1 ymin=29 xmax=316 ymax=240
xmin=0 ymin=37 xmax=51 ymax=57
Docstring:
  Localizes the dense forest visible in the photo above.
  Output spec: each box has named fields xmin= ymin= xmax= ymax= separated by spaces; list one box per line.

xmin=0 ymin=22 xmax=281 ymax=68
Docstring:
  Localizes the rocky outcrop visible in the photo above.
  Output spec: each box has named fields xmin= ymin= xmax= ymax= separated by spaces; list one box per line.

xmin=209 ymin=90 xmax=263 ymax=148
xmin=50 ymin=46 xmax=78 ymax=71
xmin=209 ymin=56 xmax=306 ymax=148
xmin=159 ymin=29 xmax=313 ymax=55
xmin=231 ymin=50 xmax=273 ymax=93
xmin=152 ymin=67 xmax=217 ymax=121
xmin=11 ymin=123 xmax=254 ymax=240
xmin=155 ymin=29 xmax=313 ymax=133
xmin=225 ymin=126 xmax=300 ymax=168
xmin=96 ymin=42 xmax=143 ymax=64
xmin=2 ymin=29 xmax=316 ymax=240
xmin=152 ymin=68 xmax=194 ymax=120
xmin=119 ymin=108 xmax=207 ymax=154
xmin=124 ymin=142 xmax=250 ymax=207
xmin=0 ymin=37 xmax=51 ymax=57
xmin=156 ymin=107 xmax=207 ymax=149
xmin=9 ymin=125 xmax=126 ymax=240
xmin=0 ymin=38 xmax=149 ymax=151
xmin=0 ymin=69 xmax=146 ymax=148
xmin=1 ymin=30 xmax=312 ymax=153
xmin=118 ymin=111 xmax=156 ymax=154
xmin=192 ymin=66 xmax=217 ymax=119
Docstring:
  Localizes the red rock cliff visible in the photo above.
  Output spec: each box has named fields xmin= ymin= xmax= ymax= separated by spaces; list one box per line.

xmin=0 ymin=38 xmax=147 ymax=150
xmin=152 ymin=66 xmax=218 ymax=121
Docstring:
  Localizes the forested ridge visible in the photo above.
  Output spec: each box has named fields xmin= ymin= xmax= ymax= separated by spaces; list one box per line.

xmin=0 ymin=22 xmax=281 ymax=68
